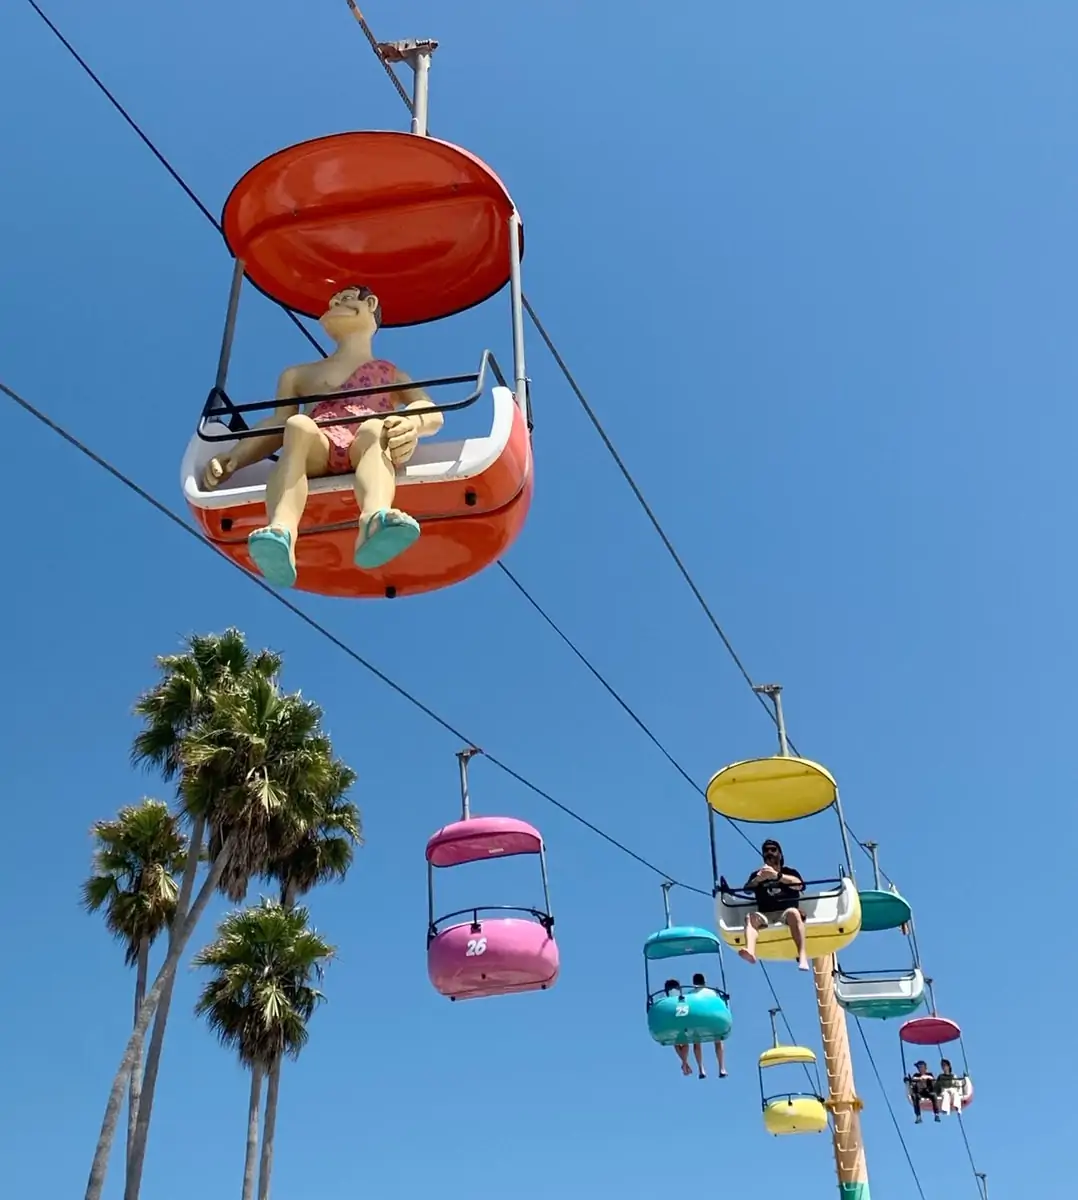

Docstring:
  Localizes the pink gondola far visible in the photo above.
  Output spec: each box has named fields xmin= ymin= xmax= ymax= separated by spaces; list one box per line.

xmin=426 ymin=815 xmax=544 ymax=866
xmin=426 ymin=750 xmax=559 ymax=1001
xmin=899 ymin=1016 xmax=962 ymax=1046
xmin=900 ymin=1012 xmax=975 ymax=1112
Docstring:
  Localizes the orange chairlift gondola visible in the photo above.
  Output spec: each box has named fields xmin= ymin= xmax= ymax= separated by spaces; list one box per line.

xmin=180 ymin=37 xmax=532 ymax=598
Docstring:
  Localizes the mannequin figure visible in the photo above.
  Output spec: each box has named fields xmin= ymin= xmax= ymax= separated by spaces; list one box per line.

xmin=202 ymin=285 xmax=442 ymax=587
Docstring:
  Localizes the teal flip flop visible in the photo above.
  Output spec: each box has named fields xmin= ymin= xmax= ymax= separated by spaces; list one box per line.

xmin=354 ymin=509 xmax=421 ymax=570
xmin=248 ymin=527 xmax=297 ymax=588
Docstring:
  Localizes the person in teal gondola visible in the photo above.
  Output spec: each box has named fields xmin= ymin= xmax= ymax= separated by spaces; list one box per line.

xmin=688 ymin=973 xmax=728 ymax=1079
xmin=667 ymin=976 xmax=728 ymax=1079
xmin=740 ymin=838 xmax=810 ymax=970
xmin=664 ymin=981 xmax=694 ymax=1076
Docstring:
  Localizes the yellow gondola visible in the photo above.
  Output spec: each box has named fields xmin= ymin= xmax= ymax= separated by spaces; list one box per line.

xmin=706 ymin=688 xmax=862 ymax=964
xmin=706 ymin=756 xmax=838 ymax=823
xmin=759 ymin=1042 xmax=829 ymax=1135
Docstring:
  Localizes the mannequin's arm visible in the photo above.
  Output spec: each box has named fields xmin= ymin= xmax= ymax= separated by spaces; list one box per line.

xmin=222 ymin=368 xmax=302 ymax=471
xmin=392 ymin=368 xmax=443 ymax=437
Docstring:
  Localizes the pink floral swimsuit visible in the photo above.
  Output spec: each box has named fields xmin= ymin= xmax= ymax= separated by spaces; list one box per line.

xmin=308 ymin=358 xmax=399 ymax=475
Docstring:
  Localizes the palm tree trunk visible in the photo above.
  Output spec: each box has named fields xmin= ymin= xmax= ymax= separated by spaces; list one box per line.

xmin=125 ymin=939 xmax=150 ymax=1173
xmin=243 ymin=1065 xmax=264 ymax=1200
xmin=85 ymin=825 xmax=226 ymax=1200
xmin=253 ymin=880 xmax=295 ymax=1200
xmin=254 ymin=879 xmax=298 ymax=1200
xmin=256 ymin=1056 xmax=280 ymax=1200
xmin=122 ymin=816 xmax=207 ymax=1200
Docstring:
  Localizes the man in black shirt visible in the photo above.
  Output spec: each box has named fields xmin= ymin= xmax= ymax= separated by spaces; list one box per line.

xmin=740 ymin=838 xmax=810 ymax=970
xmin=906 ymin=1061 xmax=941 ymax=1123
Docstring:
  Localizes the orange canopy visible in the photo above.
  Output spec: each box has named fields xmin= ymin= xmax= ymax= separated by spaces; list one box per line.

xmin=221 ymin=131 xmax=522 ymax=327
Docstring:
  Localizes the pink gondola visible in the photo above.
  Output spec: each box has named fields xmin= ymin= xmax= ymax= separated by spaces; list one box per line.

xmin=900 ymin=1016 xmax=962 ymax=1046
xmin=900 ymin=1012 xmax=974 ymax=1112
xmin=426 ymin=751 xmax=559 ymax=1001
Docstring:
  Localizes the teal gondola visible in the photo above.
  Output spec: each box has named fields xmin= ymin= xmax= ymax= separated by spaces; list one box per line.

xmin=645 ymin=885 xmax=733 ymax=1046
xmin=834 ymin=845 xmax=925 ymax=1020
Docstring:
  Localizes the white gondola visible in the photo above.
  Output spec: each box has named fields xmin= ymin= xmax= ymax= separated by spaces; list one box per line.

xmin=834 ymin=966 xmax=926 ymax=1020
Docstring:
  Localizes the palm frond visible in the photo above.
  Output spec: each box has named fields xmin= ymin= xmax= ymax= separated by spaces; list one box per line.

xmin=193 ymin=900 xmax=334 ymax=1067
xmin=81 ymin=799 xmax=187 ymax=963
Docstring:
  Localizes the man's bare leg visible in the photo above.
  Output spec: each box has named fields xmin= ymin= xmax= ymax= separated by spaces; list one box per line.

xmin=784 ymin=909 xmax=809 ymax=970
xmin=739 ymin=913 xmax=765 ymax=964
xmin=715 ymin=1040 xmax=727 ymax=1077
xmin=692 ymin=1043 xmax=705 ymax=1078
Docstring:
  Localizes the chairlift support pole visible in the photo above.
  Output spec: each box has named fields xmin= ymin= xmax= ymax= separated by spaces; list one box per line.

xmin=863 ymin=841 xmax=882 ymax=891
xmin=378 ymin=38 xmax=438 ymax=137
xmin=661 ymin=881 xmax=673 ymax=929
xmin=755 ymin=683 xmax=870 ymax=1200
xmin=456 ymin=747 xmax=481 ymax=821
xmin=213 ymin=256 xmax=246 ymax=395
xmin=754 ymin=682 xmax=790 ymax=757
xmin=376 ymin=32 xmax=529 ymax=422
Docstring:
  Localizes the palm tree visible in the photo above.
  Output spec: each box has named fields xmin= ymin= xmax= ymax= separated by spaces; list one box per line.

xmin=193 ymin=901 xmax=334 ymax=1200
xmin=81 ymin=800 xmax=187 ymax=1176
xmin=118 ymin=630 xmax=282 ymax=1200
xmin=86 ymin=634 xmax=341 ymax=1200
xmin=254 ymin=763 xmax=360 ymax=1194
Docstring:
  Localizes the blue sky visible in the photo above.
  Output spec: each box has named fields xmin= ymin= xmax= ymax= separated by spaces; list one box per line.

xmin=1 ymin=1 xmax=1069 ymax=1196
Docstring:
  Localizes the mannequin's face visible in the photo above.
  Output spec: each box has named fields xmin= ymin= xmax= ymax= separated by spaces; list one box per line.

xmin=320 ymin=287 xmax=380 ymax=340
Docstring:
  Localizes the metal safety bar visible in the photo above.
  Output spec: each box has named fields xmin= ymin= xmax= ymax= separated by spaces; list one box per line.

xmin=646 ymin=983 xmax=730 ymax=1009
xmin=833 ymin=967 xmax=922 ymax=980
xmin=197 ymin=348 xmax=508 ymax=443
xmin=427 ymin=904 xmax=554 ymax=945
xmin=717 ymin=876 xmax=848 ymax=905
xmin=759 ymin=1090 xmax=827 ymax=1111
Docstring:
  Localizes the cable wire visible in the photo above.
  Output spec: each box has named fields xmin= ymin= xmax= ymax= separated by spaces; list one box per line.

xmin=496 ymin=562 xmax=761 ymax=852
xmin=0 ymin=376 xmax=700 ymax=891
xmin=853 ymin=1018 xmax=929 ymax=1200
xmin=957 ymin=1113 xmax=987 ymax=1198
xmin=21 ymin=0 xmax=328 ymax=360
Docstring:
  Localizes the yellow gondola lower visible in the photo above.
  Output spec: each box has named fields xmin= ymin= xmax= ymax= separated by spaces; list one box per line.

xmin=706 ymin=756 xmax=838 ymax=823
xmin=759 ymin=1045 xmax=818 ymax=1069
xmin=717 ymin=877 xmax=862 ymax=960
xmin=763 ymin=1096 xmax=830 ymax=1135
xmin=759 ymin=1045 xmax=828 ymax=1135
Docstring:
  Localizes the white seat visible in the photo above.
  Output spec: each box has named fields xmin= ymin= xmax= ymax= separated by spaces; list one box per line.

xmin=834 ymin=967 xmax=925 ymax=1007
xmin=181 ymin=385 xmax=517 ymax=511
